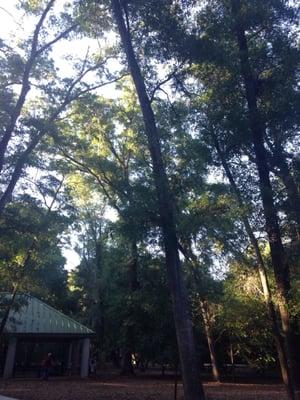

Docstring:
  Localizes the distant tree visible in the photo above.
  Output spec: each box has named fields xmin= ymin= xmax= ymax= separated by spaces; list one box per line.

xmin=0 ymin=181 xmax=70 ymax=335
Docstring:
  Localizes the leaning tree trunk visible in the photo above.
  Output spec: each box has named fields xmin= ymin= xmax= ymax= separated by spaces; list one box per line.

xmin=231 ymin=0 xmax=297 ymax=396
xmin=212 ymin=134 xmax=294 ymax=392
xmin=199 ymin=300 xmax=221 ymax=383
xmin=110 ymin=1 xmax=205 ymax=398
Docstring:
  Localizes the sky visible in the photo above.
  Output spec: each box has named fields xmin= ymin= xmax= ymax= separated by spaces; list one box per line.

xmin=0 ymin=0 xmax=120 ymax=270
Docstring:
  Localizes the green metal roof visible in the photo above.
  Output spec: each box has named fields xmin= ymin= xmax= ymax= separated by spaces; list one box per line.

xmin=3 ymin=294 xmax=94 ymax=336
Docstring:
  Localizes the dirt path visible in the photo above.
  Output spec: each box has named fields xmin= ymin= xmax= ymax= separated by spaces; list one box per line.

xmin=0 ymin=376 xmax=297 ymax=400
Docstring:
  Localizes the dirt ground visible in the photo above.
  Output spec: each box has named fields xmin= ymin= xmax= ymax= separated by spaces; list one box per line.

xmin=0 ymin=375 xmax=298 ymax=400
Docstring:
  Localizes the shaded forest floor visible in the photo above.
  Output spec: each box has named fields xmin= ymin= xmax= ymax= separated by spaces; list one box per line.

xmin=1 ymin=374 xmax=299 ymax=400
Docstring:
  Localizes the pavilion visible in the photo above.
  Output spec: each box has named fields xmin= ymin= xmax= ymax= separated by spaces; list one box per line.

xmin=1 ymin=294 xmax=94 ymax=379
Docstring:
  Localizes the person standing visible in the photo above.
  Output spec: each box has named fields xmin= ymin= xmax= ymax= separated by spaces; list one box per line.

xmin=41 ymin=353 xmax=53 ymax=380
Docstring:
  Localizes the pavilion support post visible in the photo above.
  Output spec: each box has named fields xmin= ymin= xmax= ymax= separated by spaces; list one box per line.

xmin=71 ymin=340 xmax=81 ymax=375
xmin=80 ymin=338 xmax=90 ymax=378
xmin=3 ymin=336 xmax=17 ymax=379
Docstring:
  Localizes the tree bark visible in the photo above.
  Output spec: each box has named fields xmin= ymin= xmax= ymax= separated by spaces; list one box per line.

xmin=110 ymin=1 xmax=205 ymax=398
xmin=212 ymin=134 xmax=294 ymax=392
xmin=231 ymin=0 xmax=297 ymax=396
xmin=121 ymin=350 xmax=134 ymax=375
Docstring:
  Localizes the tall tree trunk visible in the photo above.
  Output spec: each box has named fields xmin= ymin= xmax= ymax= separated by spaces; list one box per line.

xmin=231 ymin=0 xmax=297 ymax=395
xmin=212 ymin=134 xmax=294 ymax=392
xmin=110 ymin=1 xmax=205 ymax=398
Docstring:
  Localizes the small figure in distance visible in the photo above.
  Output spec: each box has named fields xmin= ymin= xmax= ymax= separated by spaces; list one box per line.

xmin=41 ymin=352 xmax=53 ymax=380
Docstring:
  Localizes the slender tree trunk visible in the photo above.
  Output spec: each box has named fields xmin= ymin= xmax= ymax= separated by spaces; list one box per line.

xmin=178 ymin=240 xmax=221 ymax=383
xmin=199 ymin=300 xmax=220 ymax=383
xmin=121 ymin=241 xmax=139 ymax=375
xmin=111 ymin=1 xmax=205 ymax=398
xmin=229 ymin=343 xmax=235 ymax=382
xmin=212 ymin=134 xmax=294 ymax=391
xmin=231 ymin=0 xmax=297 ymax=395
